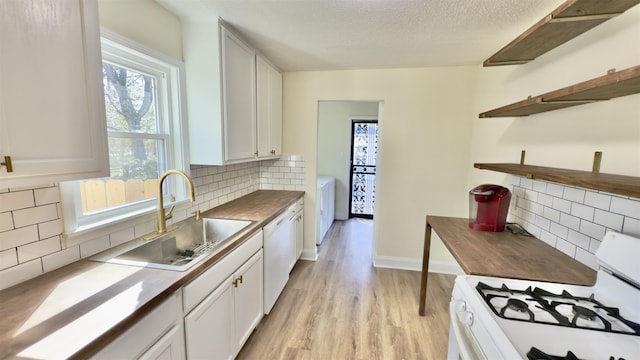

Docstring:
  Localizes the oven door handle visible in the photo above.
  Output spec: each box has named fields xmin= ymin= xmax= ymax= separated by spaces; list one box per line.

xmin=450 ymin=300 xmax=488 ymax=360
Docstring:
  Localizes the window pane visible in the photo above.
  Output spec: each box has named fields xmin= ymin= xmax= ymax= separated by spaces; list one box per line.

xmin=108 ymin=137 xmax=164 ymax=180
xmin=79 ymin=137 xmax=165 ymax=215
xmin=103 ymin=62 xmax=159 ymax=134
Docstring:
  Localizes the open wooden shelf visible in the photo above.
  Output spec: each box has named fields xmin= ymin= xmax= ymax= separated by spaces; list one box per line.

xmin=479 ymin=65 xmax=640 ymax=117
xmin=474 ymin=163 xmax=640 ymax=198
xmin=484 ymin=0 xmax=640 ymax=66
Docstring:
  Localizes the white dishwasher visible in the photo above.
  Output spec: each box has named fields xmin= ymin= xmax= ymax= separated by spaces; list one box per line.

xmin=263 ymin=210 xmax=291 ymax=314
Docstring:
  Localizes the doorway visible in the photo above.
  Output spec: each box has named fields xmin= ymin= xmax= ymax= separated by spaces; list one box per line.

xmin=349 ymin=119 xmax=377 ymax=219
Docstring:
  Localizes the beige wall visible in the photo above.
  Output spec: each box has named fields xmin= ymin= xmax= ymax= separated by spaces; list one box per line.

xmin=98 ymin=0 xmax=183 ymax=60
xmin=284 ymin=68 xmax=477 ymax=269
xmin=317 ymin=101 xmax=379 ymax=220
xmin=467 ymin=5 xmax=640 ymax=188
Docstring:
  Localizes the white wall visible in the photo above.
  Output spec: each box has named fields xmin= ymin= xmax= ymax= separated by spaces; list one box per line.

xmin=468 ymin=6 xmax=640 ymax=189
xmin=98 ymin=0 xmax=183 ymax=60
xmin=283 ymin=67 xmax=477 ymax=271
xmin=317 ymin=101 xmax=379 ymax=220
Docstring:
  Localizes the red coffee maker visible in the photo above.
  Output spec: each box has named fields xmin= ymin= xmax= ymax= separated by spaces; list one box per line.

xmin=469 ymin=184 xmax=511 ymax=232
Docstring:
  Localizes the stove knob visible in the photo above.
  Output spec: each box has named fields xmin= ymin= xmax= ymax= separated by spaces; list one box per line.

xmin=465 ymin=312 xmax=474 ymax=326
xmin=452 ymin=299 xmax=466 ymax=312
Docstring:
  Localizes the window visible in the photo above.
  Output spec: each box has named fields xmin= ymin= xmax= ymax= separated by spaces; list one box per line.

xmin=61 ymin=31 xmax=188 ymax=233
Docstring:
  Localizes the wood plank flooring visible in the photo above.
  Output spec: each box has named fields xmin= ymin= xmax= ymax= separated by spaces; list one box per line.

xmin=237 ymin=219 xmax=455 ymax=360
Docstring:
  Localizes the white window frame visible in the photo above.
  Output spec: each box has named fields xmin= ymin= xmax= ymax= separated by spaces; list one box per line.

xmin=60 ymin=29 xmax=190 ymax=236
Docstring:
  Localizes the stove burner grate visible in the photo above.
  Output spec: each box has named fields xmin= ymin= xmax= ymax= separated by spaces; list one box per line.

xmin=476 ymin=282 xmax=640 ymax=336
xmin=526 ymin=347 xmax=626 ymax=360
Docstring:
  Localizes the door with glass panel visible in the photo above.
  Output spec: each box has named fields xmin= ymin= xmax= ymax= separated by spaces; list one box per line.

xmin=349 ymin=120 xmax=377 ymax=219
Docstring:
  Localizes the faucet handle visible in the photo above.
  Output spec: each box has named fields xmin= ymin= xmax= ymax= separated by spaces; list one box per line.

xmin=165 ymin=205 xmax=175 ymax=220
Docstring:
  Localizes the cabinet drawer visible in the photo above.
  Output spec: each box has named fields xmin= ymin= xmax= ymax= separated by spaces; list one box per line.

xmin=182 ymin=230 xmax=263 ymax=313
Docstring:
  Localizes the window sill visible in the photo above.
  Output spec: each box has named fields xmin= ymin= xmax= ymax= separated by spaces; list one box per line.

xmin=63 ymin=206 xmax=157 ymax=249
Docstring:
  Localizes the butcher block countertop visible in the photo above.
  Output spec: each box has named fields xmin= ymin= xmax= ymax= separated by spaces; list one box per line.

xmin=0 ymin=190 xmax=303 ymax=360
xmin=429 ymin=216 xmax=597 ymax=284
xmin=419 ymin=216 xmax=596 ymax=315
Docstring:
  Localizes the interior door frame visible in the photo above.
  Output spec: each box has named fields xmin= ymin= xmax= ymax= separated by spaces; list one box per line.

xmin=348 ymin=117 xmax=378 ymax=219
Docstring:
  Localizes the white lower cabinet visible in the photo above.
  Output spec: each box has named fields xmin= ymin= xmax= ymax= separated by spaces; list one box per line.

xmin=92 ymin=292 xmax=185 ymax=360
xmin=139 ymin=325 xmax=185 ymax=360
xmin=184 ymin=276 xmax=234 ymax=360
xmin=183 ymin=231 xmax=264 ymax=359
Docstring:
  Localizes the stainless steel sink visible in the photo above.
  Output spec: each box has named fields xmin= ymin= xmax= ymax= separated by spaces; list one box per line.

xmin=92 ymin=217 xmax=254 ymax=271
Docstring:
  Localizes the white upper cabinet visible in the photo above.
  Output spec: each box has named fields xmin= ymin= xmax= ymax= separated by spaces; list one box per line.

xmin=182 ymin=18 xmax=282 ymax=166
xmin=221 ymin=27 xmax=257 ymax=163
xmin=0 ymin=0 xmax=109 ymax=188
xmin=256 ymin=55 xmax=282 ymax=159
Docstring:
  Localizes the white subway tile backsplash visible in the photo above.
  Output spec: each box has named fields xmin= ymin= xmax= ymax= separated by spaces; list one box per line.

xmin=0 ymin=226 xmax=39 ymax=251
xmin=610 ymin=197 xmax=640 ymax=219
xmin=559 ymin=213 xmax=581 ymax=231
xmin=584 ymin=192 xmax=611 ymax=211
xmin=534 ymin=216 xmax=551 ymax=231
xmin=543 ymin=207 xmax=561 ymax=223
xmin=0 ymin=249 xmax=17 ymax=270
xmin=0 ymin=213 xmax=13 ymax=233
xmin=511 ymin=177 xmax=639 ymax=269
xmin=570 ymin=203 xmax=594 ymax=221
xmin=579 ymin=221 xmax=606 ymax=240
xmin=567 ymin=230 xmax=590 ymax=250
xmin=539 ymin=230 xmax=556 ymax=247
xmin=0 ymin=191 xmax=35 ymax=213
xmin=589 ymin=239 xmax=601 ymax=253
xmin=109 ymin=228 xmax=135 ymax=247
xmin=38 ymin=219 xmax=63 ymax=240
xmin=42 ymin=246 xmax=80 ymax=273
xmin=0 ymin=259 xmax=42 ymax=290
xmin=546 ymin=183 xmax=564 ymax=198
xmin=0 ymin=155 xmax=305 ymax=290
xmin=13 ymin=204 xmax=58 ymax=228
xmin=532 ymin=180 xmax=547 ymax=193
xmin=34 ymin=187 xmax=60 ymax=206
xmin=520 ymin=178 xmax=533 ymax=189
xmin=555 ymin=238 xmax=576 ymax=257
xmin=537 ymin=193 xmax=554 ymax=207
xmin=18 ymin=236 xmax=61 ymax=263
xmin=550 ymin=222 xmax=569 ymax=239
xmin=79 ymin=235 xmax=110 ymax=258
xmin=552 ymin=197 xmax=572 ymax=213
xmin=563 ymin=187 xmax=586 ymax=203
xmin=594 ymin=209 xmax=624 ymax=231
xmin=622 ymin=217 xmax=640 ymax=236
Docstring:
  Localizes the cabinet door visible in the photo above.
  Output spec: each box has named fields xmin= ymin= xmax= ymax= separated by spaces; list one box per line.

xmin=0 ymin=0 xmax=108 ymax=188
xmin=184 ymin=276 xmax=234 ymax=360
xmin=233 ymin=249 xmax=263 ymax=354
xmin=220 ymin=26 xmax=256 ymax=163
xmin=296 ymin=210 xmax=304 ymax=260
xmin=256 ymin=56 xmax=282 ymax=159
xmin=139 ymin=325 xmax=185 ymax=360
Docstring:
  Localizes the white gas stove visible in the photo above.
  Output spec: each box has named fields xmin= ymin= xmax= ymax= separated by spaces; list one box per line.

xmin=448 ymin=231 xmax=640 ymax=360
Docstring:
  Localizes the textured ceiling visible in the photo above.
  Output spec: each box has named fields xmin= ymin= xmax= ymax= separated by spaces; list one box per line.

xmin=156 ymin=0 xmax=566 ymax=71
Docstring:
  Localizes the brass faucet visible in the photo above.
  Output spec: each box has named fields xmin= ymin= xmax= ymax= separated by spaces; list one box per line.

xmin=157 ymin=169 xmax=196 ymax=234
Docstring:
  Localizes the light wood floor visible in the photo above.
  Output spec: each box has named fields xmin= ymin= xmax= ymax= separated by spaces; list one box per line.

xmin=237 ymin=219 xmax=455 ymax=360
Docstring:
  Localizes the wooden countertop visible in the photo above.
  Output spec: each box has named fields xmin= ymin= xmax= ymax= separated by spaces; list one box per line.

xmin=428 ymin=216 xmax=597 ymax=285
xmin=0 ymin=190 xmax=303 ymax=360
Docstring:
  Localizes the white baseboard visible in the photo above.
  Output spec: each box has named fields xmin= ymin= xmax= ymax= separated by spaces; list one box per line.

xmin=335 ymin=212 xmax=348 ymax=221
xmin=373 ymin=255 xmax=463 ymax=275
xmin=300 ymin=248 xmax=318 ymax=261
